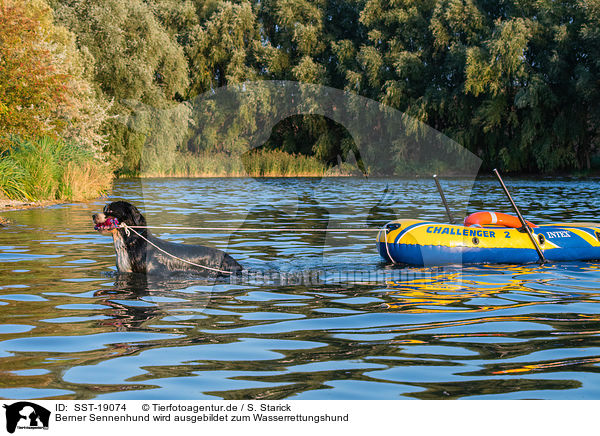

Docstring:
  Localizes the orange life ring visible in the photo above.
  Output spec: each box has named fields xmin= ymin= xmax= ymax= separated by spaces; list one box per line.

xmin=464 ymin=211 xmax=537 ymax=228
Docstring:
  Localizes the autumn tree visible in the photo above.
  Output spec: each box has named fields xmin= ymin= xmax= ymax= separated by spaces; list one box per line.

xmin=0 ymin=0 xmax=107 ymax=151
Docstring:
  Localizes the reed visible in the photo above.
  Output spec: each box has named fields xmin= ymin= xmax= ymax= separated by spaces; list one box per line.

xmin=242 ymin=149 xmax=328 ymax=177
xmin=138 ymin=149 xmax=356 ymax=177
xmin=0 ymin=136 xmax=113 ymax=201
xmin=0 ymin=158 xmax=30 ymax=200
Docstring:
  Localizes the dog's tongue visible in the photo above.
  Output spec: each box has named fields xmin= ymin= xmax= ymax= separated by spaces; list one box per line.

xmin=95 ymin=217 xmax=120 ymax=231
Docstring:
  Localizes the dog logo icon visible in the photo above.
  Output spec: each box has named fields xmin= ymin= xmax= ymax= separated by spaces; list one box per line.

xmin=3 ymin=402 xmax=50 ymax=433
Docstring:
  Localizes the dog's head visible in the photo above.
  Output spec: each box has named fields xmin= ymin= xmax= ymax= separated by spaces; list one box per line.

xmin=92 ymin=201 xmax=146 ymax=233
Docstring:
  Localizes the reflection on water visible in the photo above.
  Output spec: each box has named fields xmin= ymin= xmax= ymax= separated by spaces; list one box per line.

xmin=0 ymin=177 xmax=600 ymax=399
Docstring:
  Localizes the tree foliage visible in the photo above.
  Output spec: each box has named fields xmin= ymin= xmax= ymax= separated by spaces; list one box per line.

xmin=0 ymin=0 xmax=107 ymax=151
xmin=6 ymin=0 xmax=599 ymax=173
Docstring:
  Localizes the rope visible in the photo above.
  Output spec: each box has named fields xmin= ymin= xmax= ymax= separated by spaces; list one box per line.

xmin=119 ymin=224 xmax=234 ymax=275
xmin=126 ymin=225 xmax=380 ymax=232
xmin=381 ymin=227 xmax=398 ymax=265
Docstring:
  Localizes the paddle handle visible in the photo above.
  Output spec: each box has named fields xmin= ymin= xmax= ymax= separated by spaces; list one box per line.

xmin=433 ymin=175 xmax=456 ymax=224
xmin=493 ymin=169 xmax=546 ymax=263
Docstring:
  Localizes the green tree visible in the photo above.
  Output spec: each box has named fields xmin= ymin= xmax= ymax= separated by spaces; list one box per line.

xmin=578 ymin=0 xmax=600 ymax=168
xmin=256 ymin=0 xmax=365 ymax=166
xmin=186 ymin=1 xmax=263 ymax=95
xmin=51 ymin=0 xmax=189 ymax=173
xmin=465 ymin=1 xmax=593 ymax=171
xmin=42 ymin=0 xmax=600 ymax=174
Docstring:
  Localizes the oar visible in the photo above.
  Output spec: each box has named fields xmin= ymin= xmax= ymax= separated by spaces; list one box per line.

xmin=433 ymin=174 xmax=456 ymax=224
xmin=493 ymin=169 xmax=546 ymax=264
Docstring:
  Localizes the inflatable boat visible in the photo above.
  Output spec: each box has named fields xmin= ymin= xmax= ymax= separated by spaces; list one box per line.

xmin=377 ymin=213 xmax=600 ymax=266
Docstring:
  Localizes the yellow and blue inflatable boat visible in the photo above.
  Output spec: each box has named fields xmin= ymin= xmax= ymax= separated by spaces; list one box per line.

xmin=377 ymin=216 xmax=600 ymax=266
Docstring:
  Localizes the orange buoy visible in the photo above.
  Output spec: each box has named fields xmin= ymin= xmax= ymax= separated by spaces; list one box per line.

xmin=464 ymin=211 xmax=537 ymax=228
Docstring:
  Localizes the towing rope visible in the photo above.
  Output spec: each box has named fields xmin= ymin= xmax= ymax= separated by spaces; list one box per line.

xmin=125 ymin=225 xmax=381 ymax=232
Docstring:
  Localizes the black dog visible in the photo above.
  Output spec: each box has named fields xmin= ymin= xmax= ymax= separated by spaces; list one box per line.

xmin=92 ymin=201 xmax=242 ymax=276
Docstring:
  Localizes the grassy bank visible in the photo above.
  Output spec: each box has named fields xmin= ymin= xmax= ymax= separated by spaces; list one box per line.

xmin=138 ymin=149 xmax=360 ymax=177
xmin=0 ymin=137 xmax=113 ymax=201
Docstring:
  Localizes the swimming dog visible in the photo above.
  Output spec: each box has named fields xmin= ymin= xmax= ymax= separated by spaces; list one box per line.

xmin=92 ymin=201 xmax=242 ymax=276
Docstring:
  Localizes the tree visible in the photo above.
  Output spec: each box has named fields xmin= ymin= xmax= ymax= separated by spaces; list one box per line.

xmin=41 ymin=0 xmax=599 ymax=174
xmin=0 ymin=0 xmax=107 ymax=151
xmin=186 ymin=1 xmax=263 ymax=95
xmin=578 ymin=0 xmax=600 ymax=168
xmin=51 ymin=0 xmax=190 ymax=172
xmin=465 ymin=1 xmax=592 ymax=171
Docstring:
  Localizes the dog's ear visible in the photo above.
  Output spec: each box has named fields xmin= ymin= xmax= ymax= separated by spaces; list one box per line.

xmin=129 ymin=204 xmax=146 ymax=227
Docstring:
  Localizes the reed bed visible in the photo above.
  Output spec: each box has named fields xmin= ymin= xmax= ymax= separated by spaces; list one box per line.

xmin=0 ymin=137 xmax=113 ymax=201
xmin=140 ymin=149 xmax=355 ymax=177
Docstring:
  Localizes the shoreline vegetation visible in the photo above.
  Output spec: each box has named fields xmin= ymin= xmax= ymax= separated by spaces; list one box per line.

xmin=0 ymin=137 xmax=113 ymax=203
xmin=0 ymin=141 xmax=357 ymax=206
xmin=1 ymin=137 xmax=599 ymax=206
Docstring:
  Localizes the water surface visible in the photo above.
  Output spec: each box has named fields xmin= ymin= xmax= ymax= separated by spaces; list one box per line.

xmin=0 ymin=177 xmax=599 ymax=399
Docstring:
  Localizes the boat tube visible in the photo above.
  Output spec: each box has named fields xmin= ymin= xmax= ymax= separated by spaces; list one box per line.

xmin=377 ymin=216 xmax=600 ymax=266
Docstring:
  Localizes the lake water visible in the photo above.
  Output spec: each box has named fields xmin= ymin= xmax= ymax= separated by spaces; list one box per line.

xmin=1 ymin=176 xmax=599 ymax=400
